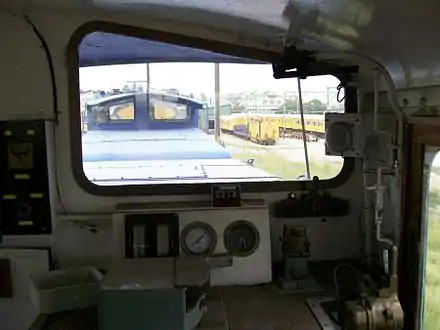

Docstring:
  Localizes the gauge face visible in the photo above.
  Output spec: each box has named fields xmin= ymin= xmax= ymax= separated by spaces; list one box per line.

xmin=181 ymin=222 xmax=217 ymax=256
xmin=224 ymin=221 xmax=260 ymax=257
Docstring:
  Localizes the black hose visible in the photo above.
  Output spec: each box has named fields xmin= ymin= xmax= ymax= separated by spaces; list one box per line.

xmin=23 ymin=15 xmax=59 ymax=122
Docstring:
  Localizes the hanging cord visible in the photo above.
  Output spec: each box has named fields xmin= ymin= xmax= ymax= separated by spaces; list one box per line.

xmin=336 ymin=82 xmax=346 ymax=103
xmin=297 ymin=77 xmax=311 ymax=179
xmin=23 ymin=16 xmax=68 ymax=213
xmin=23 ymin=15 xmax=59 ymax=123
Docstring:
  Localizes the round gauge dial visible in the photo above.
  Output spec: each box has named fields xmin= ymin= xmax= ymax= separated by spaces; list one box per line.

xmin=181 ymin=222 xmax=217 ymax=256
xmin=224 ymin=221 xmax=260 ymax=257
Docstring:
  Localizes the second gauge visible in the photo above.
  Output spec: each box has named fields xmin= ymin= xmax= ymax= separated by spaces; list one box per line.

xmin=181 ymin=222 xmax=217 ymax=256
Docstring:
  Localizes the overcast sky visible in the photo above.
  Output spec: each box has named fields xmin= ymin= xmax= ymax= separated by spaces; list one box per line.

xmin=79 ymin=63 xmax=341 ymax=101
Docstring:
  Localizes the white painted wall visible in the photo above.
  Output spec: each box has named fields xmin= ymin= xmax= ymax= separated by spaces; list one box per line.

xmin=0 ymin=249 xmax=50 ymax=330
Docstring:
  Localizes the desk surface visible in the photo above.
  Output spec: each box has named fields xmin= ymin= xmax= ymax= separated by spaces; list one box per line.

xmin=30 ymin=284 xmax=324 ymax=330
xmin=101 ymin=257 xmax=209 ymax=289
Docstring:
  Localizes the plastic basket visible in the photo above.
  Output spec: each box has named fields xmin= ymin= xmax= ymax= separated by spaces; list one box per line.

xmin=30 ymin=267 xmax=103 ymax=314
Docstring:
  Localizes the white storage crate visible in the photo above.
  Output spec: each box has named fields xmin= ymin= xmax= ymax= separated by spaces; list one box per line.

xmin=30 ymin=267 xmax=103 ymax=314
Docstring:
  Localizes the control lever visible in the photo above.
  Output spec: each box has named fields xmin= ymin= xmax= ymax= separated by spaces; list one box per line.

xmin=274 ymin=176 xmax=350 ymax=218
xmin=204 ymin=253 xmax=233 ymax=270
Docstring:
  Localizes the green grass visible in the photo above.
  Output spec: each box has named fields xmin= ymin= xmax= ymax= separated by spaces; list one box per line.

xmin=224 ymin=141 xmax=342 ymax=180
xmin=424 ymin=192 xmax=440 ymax=330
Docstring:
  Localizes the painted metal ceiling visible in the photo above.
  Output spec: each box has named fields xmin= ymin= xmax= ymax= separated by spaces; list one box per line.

xmin=79 ymin=32 xmax=266 ymax=66
xmin=4 ymin=0 xmax=440 ymax=88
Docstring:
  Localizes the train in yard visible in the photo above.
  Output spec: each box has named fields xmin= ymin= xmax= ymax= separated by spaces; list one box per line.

xmin=219 ymin=112 xmax=326 ymax=145
xmin=81 ymin=92 xmax=282 ymax=184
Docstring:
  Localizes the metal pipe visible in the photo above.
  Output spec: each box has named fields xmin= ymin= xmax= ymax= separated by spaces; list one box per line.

xmin=363 ymin=159 xmax=373 ymax=267
xmin=373 ymin=70 xmax=394 ymax=167
xmin=366 ymin=167 xmax=394 ymax=247
xmin=214 ymin=63 xmax=221 ymax=142
xmin=297 ymin=77 xmax=311 ymax=179
xmin=321 ymin=51 xmax=407 ymax=246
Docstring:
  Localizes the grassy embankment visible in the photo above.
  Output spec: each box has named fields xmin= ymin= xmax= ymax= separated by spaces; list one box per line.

xmin=224 ymin=139 xmax=342 ymax=180
xmin=424 ymin=165 xmax=440 ymax=329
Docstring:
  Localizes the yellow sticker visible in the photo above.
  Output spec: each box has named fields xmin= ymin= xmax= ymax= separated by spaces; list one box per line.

xmin=3 ymin=194 xmax=17 ymax=200
xmin=14 ymin=174 xmax=30 ymax=179
xmin=8 ymin=143 xmax=33 ymax=169
xmin=30 ymin=193 xmax=43 ymax=199
xmin=19 ymin=221 xmax=33 ymax=226
xmin=4 ymin=130 xmax=11 ymax=136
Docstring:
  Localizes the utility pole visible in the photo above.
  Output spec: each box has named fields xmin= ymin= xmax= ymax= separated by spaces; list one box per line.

xmin=283 ymin=91 xmax=286 ymax=135
xmin=146 ymin=63 xmax=150 ymax=94
xmin=214 ymin=63 xmax=221 ymax=142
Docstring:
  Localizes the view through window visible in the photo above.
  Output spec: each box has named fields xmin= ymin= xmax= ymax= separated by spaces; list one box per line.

xmin=78 ymin=35 xmax=345 ymax=186
xmin=423 ymin=151 xmax=440 ymax=329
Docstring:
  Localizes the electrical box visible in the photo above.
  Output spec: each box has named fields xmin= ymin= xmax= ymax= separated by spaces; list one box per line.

xmin=0 ymin=120 xmax=52 ymax=235
xmin=325 ymin=113 xmax=364 ymax=157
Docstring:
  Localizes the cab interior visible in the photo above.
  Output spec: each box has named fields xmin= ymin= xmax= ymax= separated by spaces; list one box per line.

xmin=1 ymin=1 xmax=440 ymax=330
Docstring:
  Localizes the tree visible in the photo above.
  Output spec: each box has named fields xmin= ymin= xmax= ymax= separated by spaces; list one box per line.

xmin=200 ymin=93 xmax=208 ymax=102
xmin=282 ymin=98 xmax=298 ymax=112
xmin=231 ymin=104 xmax=245 ymax=113
xmin=303 ymin=99 xmax=326 ymax=113
xmin=225 ymin=93 xmax=244 ymax=109
xmin=122 ymin=84 xmax=130 ymax=93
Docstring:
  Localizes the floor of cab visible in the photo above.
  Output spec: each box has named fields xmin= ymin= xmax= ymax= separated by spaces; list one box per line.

xmin=199 ymin=284 xmax=322 ymax=330
xmin=30 ymin=284 xmax=325 ymax=330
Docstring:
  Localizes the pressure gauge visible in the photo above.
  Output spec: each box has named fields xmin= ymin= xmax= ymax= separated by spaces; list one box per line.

xmin=181 ymin=222 xmax=217 ymax=256
xmin=224 ymin=221 xmax=260 ymax=257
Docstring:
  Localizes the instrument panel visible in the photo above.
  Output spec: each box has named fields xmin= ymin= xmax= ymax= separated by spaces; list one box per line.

xmin=112 ymin=200 xmax=271 ymax=286
xmin=223 ymin=221 xmax=260 ymax=257
xmin=181 ymin=221 xmax=217 ymax=256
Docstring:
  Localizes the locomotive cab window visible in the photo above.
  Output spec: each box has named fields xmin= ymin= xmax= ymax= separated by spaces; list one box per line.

xmin=72 ymin=29 xmax=348 ymax=192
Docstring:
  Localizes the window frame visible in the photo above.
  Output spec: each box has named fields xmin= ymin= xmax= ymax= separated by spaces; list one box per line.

xmin=149 ymin=97 xmax=191 ymax=123
xmin=67 ymin=22 xmax=355 ymax=196
xmin=86 ymin=95 xmax=136 ymax=129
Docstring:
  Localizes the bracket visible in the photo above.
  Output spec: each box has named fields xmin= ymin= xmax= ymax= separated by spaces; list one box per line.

xmin=273 ymin=176 xmax=349 ymax=218
xmin=272 ymin=45 xmax=359 ymax=82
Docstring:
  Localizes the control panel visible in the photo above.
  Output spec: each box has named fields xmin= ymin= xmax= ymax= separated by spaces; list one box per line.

xmin=124 ymin=213 xmax=179 ymax=258
xmin=211 ymin=184 xmax=242 ymax=207
xmin=0 ymin=120 xmax=52 ymax=235
xmin=112 ymin=200 xmax=271 ymax=286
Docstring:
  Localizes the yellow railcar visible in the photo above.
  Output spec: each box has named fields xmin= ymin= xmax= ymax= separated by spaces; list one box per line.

xmin=247 ymin=114 xmax=279 ymax=145
xmin=274 ymin=114 xmax=325 ymax=140
xmin=220 ymin=113 xmax=247 ymax=132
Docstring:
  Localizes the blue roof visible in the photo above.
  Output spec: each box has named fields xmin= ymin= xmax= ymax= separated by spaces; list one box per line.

xmin=79 ymin=32 xmax=267 ymax=67
xmin=82 ymin=129 xmax=231 ymax=162
xmin=85 ymin=91 xmax=205 ymax=107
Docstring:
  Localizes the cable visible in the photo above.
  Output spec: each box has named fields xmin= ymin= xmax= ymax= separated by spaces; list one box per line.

xmin=24 ymin=16 xmax=68 ymax=213
xmin=297 ymin=77 xmax=311 ymax=179
xmin=23 ymin=15 xmax=59 ymax=122
xmin=336 ymin=83 xmax=346 ymax=103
